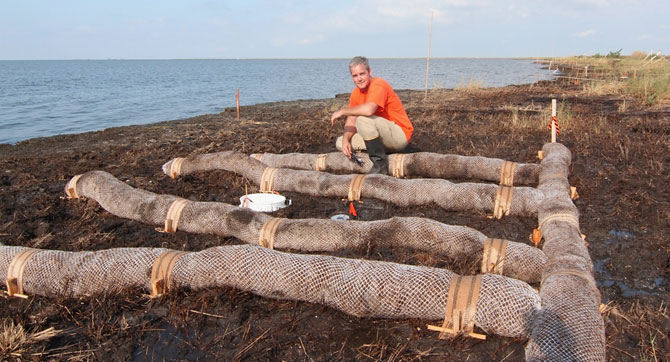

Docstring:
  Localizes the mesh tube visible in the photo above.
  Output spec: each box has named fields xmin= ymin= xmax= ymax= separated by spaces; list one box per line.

xmin=252 ymin=151 xmax=540 ymax=185
xmin=66 ymin=171 xmax=547 ymax=283
xmin=0 ymin=245 xmax=540 ymax=338
xmin=525 ymin=143 xmax=606 ymax=361
xmin=162 ymin=151 xmax=544 ymax=217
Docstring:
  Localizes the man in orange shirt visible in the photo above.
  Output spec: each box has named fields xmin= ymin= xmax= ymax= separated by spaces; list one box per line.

xmin=331 ymin=56 xmax=414 ymax=174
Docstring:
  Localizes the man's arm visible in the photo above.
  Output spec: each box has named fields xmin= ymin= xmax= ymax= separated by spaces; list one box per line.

xmin=339 ymin=116 xmax=358 ymax=158
xmin=330 ymin=102 xmax=378 ymax=126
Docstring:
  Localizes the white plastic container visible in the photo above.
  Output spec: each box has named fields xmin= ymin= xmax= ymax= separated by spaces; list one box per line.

xmin=239 ymin=193 xmax=291 ymax=212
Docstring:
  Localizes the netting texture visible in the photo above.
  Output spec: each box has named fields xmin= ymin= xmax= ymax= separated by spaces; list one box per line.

xmin=0 ymin=245 xmax=540 ymax=338
xmin=162 ymin=151 xmax=544 ymax=216
xmin=251 ymin=151 xmax=540 ymax=185
xmin=525 ymin=143 xmax=606 ymax=361
xmin=67 ymin=171 xmax=547 ymax=283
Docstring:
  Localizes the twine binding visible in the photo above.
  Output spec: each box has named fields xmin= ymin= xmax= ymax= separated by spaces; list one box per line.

xmin=539 ymin=213 xmax=580 ymax=233
xmin=252 ymin=153 xmax=264 ymax=162
xmin=169 ymin=158 xmax=186 ymax=179
xmin=492 ymin=185 xmax=514 ymax=219
xmin=391 ymin=154 xmax=406 ymax=178
xmin=260 ymin=167 xmax=279 ymax=193
xmin=348 ymin=174 xmax=366 ymax=201
xmin=164 ymin=199 xmax=189 ymax=233
xmin=150 ymin=250 xmax=188 ymax=297
xmin=315 ymin=154 xmax=327 ymax=171
xmin=481 ymin=238 xmax=508 ymax=274
xmin=258 ymin=218 xmax=287 ymax=249
xmin=428 ymin=275 xmax=486 ymax=340
xmin=5 ymin=249 xmax=41 ymax=298
xmin=66 ymin=174 xmax=83 ymax=199
xmin=499 ymin=161 xmax=517 ymax=186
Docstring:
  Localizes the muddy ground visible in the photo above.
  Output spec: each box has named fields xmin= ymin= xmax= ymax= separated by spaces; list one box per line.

xmin=0 ymin=75 xmax=668 ymax=361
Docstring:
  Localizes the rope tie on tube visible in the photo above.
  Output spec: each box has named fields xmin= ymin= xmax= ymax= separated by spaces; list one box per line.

xmin=539 ymin=172 xmax=567 ymax=184
xmin=258 ymin=218 xmax=286 ymax=249
xmin=65 ymin=174 xmax=83 ymax=199
xmin=169 ymin=158 xmax=186 ymax=179
xmin=481 ymin=238 xmax=508 ymax=274
xmin=163 ymin=199 xmax=190 ymax=233
xmin=391 ymin=154 xmax=406 ymax=178
xmin=315 ymin=154 xmax=327 ymax=171
xmin=150 ymin=250 xmax=188 ymax=297
xmin=348 ymin=174 xmax=366 ymax=201
xmin=260 ymin=167 xmax=278 ymax=193
xmin=538 ymin=213 xmax=580 ymax=233
xmin=428 ymin=275 xmax=486 ymax=340
xmin=5 ymin=249 xmax=41 ymax=298
xmin=499 ymin=161 xmax=517 ymax=186
xmin=540 ymin=269 xmax=598 ymax=295
xmin=252 ymin=153 xmax=264 ymax=162
xmin=491 ymin=185 xmax=514 ymax=219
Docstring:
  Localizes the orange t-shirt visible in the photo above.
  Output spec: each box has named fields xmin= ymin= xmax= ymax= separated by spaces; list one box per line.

xmin=348 ymin=77 xmax=413 ymax=141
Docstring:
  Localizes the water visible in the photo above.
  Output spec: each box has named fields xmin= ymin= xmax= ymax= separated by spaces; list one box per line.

xmin=0 ymin=58 xmax=554 ymax=144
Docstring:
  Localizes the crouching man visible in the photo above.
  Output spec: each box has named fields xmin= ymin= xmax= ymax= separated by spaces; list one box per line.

xmin=331 ymin=56 xmax=414 ymax=174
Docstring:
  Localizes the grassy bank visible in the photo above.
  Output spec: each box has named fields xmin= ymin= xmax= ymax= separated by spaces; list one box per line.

xmin=540 ymin=52 xmax=670 ymax=106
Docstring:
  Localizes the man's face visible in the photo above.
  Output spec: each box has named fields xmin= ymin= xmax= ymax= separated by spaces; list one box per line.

xmin=350 ymin=64 xmax=372 ymax=90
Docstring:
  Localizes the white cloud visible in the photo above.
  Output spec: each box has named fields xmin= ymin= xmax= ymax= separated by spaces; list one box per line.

xmin=576 ymin=29 xmax=597 ymax=37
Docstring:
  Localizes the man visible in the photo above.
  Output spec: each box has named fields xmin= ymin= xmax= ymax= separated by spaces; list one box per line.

xmin=331 ymin=56 xmax=413 ymax=174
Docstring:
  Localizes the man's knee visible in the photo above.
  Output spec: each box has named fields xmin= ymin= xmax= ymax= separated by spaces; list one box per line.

xmin=355 ymin=116 xmax=380 ymax=140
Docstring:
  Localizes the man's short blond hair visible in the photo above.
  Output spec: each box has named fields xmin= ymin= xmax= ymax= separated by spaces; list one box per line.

xmin=349 ymin=56 xmax=370 ymax=71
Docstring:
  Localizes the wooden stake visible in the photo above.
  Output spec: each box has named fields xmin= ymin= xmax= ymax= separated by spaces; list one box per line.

xmin=426 ymin=324 xmax=487 ymax=340
xmin=424 ymin=11 xmax=434 ymax=100
xmin=551 ymin=99 xmax=557 ymax=143
xmin=236 ymin=88 xmax=240 ymax=120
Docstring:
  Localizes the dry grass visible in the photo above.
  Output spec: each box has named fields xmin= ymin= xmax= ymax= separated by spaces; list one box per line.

xmin=605 ymin=301 xmax=669 ymax=361
xmin=0 ymin=321 xmax=61 ymax=357
xmin=543 ymin=54 xmax=670 ymax=105
xmin=455 ymin=77 xmax=484 ymax=92
xmin=582 ymin=79 xmax=625 ymax=96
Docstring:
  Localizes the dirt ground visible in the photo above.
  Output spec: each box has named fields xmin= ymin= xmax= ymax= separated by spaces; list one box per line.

xmin=0 ymin=73 xmax=668 ymax=360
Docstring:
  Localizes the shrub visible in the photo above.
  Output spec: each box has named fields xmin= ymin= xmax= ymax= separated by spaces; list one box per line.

xmin=631 ymin=50 xmax=647 ymax=59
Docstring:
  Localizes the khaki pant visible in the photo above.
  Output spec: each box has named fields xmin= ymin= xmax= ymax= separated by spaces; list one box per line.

xmin=336 ymin=116 xmax=408 ymax=152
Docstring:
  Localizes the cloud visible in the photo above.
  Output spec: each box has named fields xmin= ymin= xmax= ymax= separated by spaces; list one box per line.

xmin=576 ymin=29 xmax=597 ymax=37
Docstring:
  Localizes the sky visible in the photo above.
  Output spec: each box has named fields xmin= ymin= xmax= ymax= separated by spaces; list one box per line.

xmin=1 ymin=0 xmax=668 ymax=60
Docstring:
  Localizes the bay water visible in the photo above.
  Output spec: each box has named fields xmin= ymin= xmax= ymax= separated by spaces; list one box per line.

xmin=0 ymin=58 xmax=554 ymax=144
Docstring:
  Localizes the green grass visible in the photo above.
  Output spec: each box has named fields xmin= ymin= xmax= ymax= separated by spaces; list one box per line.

xmin=542 ymin=53 xmax=670 ymax=105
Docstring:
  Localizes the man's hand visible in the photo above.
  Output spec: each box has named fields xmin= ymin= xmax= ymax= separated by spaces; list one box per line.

xmin=341 ymin=138 xmax=352 ymax=158
xmin=331 ymin=110 xmax=344 ymax=126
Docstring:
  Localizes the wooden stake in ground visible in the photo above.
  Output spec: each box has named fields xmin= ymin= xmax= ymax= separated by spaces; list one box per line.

xmin=236 ymin=88 xmax=240 ymax=120
xmin=424 ymin=11 xmax=433 ymax=100
xmin=551 ymin=99 xmax=557 ymax=143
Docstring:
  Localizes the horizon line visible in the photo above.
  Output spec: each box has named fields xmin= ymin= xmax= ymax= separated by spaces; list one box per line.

xmin=0 ymin=56 xmax=563 ymax=61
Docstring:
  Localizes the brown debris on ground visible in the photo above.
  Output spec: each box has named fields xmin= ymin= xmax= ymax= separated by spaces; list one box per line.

xmin=0 ymin=76 xmax=668 ymax=360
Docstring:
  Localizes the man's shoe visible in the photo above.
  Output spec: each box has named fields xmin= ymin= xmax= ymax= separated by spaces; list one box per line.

xmin=364 ymin=137 xmax=388 ymax=174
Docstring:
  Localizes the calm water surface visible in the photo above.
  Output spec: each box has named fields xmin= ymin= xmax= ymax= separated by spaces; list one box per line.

xmin=0 ymin=59 xmax=554 ymax=144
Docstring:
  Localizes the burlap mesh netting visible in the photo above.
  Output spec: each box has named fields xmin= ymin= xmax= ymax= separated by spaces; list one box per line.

xmin=2 ymin=142 xmax=605 ymax=359
xmin=250 ymin=151 xmax=540 ymax=185
xmin=159 ymin=144 xmax=605 ymax=360
xmin=0 ymin=244 xmax=540 ymax=339
xmin=525 ymin=143 xmax=605 ymax=361
xmin=162 ymin=151 xmax=544 ymax=216
xmin=62 ymin=170 xmax=546 ymax=283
